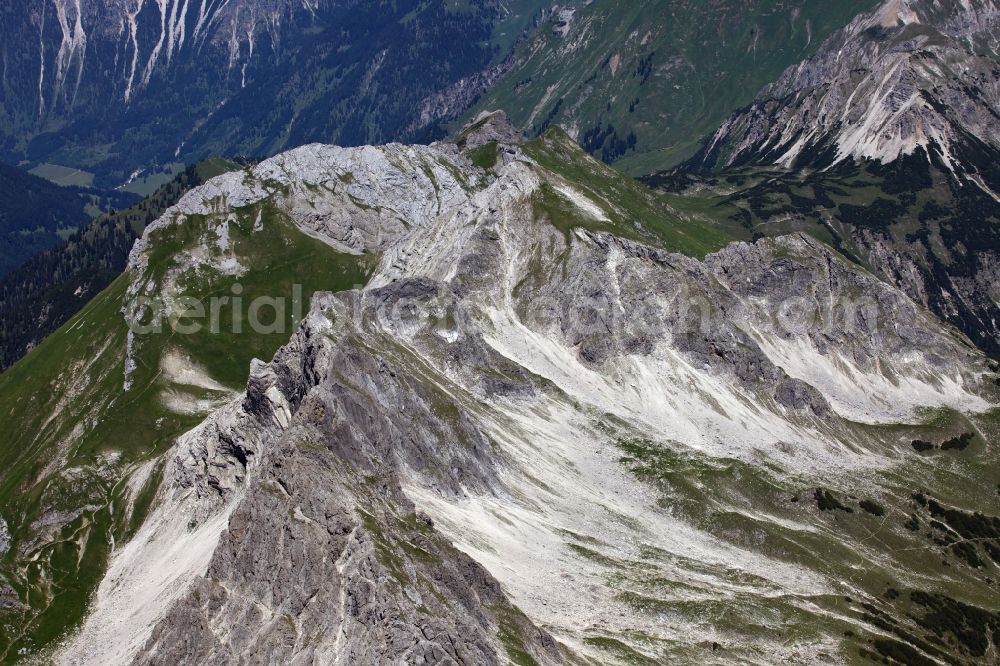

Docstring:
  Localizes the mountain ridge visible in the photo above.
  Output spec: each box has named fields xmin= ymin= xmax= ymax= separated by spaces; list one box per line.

xmin=0 ymin=1 xmax=999 ymax=663
xmin=0 ymin=119 xmax=996 ymax=664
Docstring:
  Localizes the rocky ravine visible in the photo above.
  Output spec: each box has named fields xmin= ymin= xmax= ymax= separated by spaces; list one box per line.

xmin=45 ymin=118 xmax=1000 ymax=664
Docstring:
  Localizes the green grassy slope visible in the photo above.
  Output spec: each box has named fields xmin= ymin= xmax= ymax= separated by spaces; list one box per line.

xmin=0 ymin=192 xmax=372 ymax=661
xmin=0 ymin=158 xmax=238 ymax=372
xmin=521 ymin=127 xmax=741 ymax=257
xmin=470 ymin=0 xmax=878 ymax=174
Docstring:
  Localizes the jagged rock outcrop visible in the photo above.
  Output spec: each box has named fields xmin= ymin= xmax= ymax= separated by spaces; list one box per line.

xmin=455 ymin=110 xmax=525 ymax=151
xmin=132 ymin=317 xmax=560 ymax=664
xmin=61 ymin=282 xmax=563 ymax=665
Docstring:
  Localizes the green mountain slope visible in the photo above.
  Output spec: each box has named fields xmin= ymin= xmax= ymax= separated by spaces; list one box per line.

xmin=0 ymin=158 xmax=237 ymax=372
xmin=0 ymin=180 xmax=372 ymax=661
xmin=467 ymin=0 xmax=878 ymax=174
xmin=522 ymin=126 xmax=738 ymax=256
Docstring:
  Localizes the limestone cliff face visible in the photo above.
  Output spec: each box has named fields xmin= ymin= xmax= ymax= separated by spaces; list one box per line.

xmin=50 ymin=119 xmax=1000 ymax=665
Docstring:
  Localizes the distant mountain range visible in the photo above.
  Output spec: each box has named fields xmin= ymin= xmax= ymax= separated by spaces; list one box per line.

xmin=0 ymin=0 xmax=547 ymax=187
xmin=467 ymin=0 xmax=881 ymax=173
xmin=0 ymin=163 xmax=137 ymax=276
xmin=691 ymin=0 xmax=1000 ymax=180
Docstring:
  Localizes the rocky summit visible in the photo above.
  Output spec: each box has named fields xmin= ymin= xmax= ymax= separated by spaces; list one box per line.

xmin=0 ymin=111 xmax=996 ymax=665
xmin=1 ymin=0 xmax=999 ymax=663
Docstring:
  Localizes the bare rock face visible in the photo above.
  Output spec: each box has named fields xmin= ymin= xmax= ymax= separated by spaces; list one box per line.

xmin=62 ymin=281 xmax=564 ymax=665
xmin=135 ymin=403 xmax=557 ymax=665
xmin=132 ymin=276 xmax=569 ymax=664
xmin=456 ymin=110 xmax=525 ymax=151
